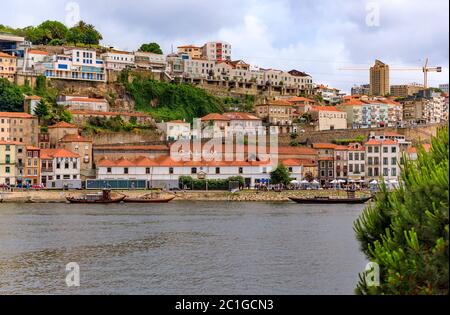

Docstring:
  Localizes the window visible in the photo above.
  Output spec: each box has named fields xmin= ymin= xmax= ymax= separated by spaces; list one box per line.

xmin=65 ymin=161 xmax=69 ymax=169
xmin=73 ymin=161 xmax=77 ymax=169
xmin=368 ymin=168 xmax=373 ymax=177
xmin=391 ymin=157 xmax=397 ymax=165
xmin=107 ymin=167 xmax=112 ymax=173
xmin=368 ymin=147 xmax=373 ymax=153
xmin=349 ymin=153 xmax=353 ymax=160
xmin=374 ymin=147 xmax=379 ymax=153
xmin=56 ymin=162 xmax=61 ymax=169
xmin=5 ymin=166 xmax=10 ymax=173
xmin=360 ymin=153 xmax=365 ymax=160
xmin=374 ymin=157 xmax=379 ymax=165
xmin=368 ymin=157 xmax=373 ymax=165
xmin=328 ymin=170 xmax=333 ymax=177
xmin=383 ymin=147 xmax=388 ymax=153
xmin=391 ymin=147 xmax=397 ymax=153
xmin=146 ymin=168 xmax=150 ymax=174
xmin=383 ymin=168 xmax=389 ymax=176
xmin=124 ymin=168 xmax=129 ymax=174
xmin=191 ymin=167 xmax=197 ymax=174
xmin=169 ymin=168 xmax=174 ymax=175
xmin=392 ymin=168 xmax=397 ymax=176
xmin=374 ymin=168 xmax=379 ymax=177
xmin=239 ymin=167 xmax=243 ymax=174
xmin=63 ymin=175 xmax=70 ymax=180
xmin=383 ymin=158 xmax=388 ymax=165
xmin=349 ymin=164 xmax=353 ymax=172
xmin=215 ymin=167 xmax=220 ymax=174
xmin=288 ymin=167 xmax=293 ymax=173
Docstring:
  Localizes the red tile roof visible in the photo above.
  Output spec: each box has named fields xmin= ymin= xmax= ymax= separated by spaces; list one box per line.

xmin=28 ymin=50 xmax=49 ymax=55
xmin=59 ymin=134 xmax=92 ymax=143
xmin=269 ymin=100 xmax=294 ymax=106
xmin=312 ymin=143 xmax=337 ymax=149
xmin=201 ymin=113 xmax=229 ymax=121
xmin=310 ymin=106 xmax=343 ymax=112
xmin=340 ymin=100 xmax=365 ymax=106
xmin=0 ymin=112 xmax=34 ymax=118
xmin=0 ymin=52 xmax=16 ymax=58
xmin=94 ymin=145 xmax=169 ymax=151
xmin=0 ymin=141 xmax=25 ymax=145
xmin=223 ymin=112 xmax=261 ymax=121
xmin=48 ymin=121 xmax=78 ymax=129
xmin=286 ymin=97 xmax=315 ymax=103
xmin=365 ymin=139 xmax=382 ymax=145
xmin=41 ymin=149 xmax=80 ymax=159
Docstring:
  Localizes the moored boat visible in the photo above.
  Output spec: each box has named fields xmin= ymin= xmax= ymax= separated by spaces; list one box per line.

xmin=66 ymin=189 xmax=125 ymax=204
xmin=289 ymin=196 xmax=372 ymax=204
xmin=123 ymin=193 xmax=176 ymax=203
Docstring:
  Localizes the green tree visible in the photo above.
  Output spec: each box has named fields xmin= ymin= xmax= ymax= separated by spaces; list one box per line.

xmin=67 ymin=21 xmax=103 ymax=45
xmin=354 ymin=127 xmax=449 ymax=295
xmin=138 ymin=42 xmax=163 ymax=54
xmin=270 ymin=163 xmax=292 ymax=185
xmin=34 ymin=100 xmax=50 ymax=120
xmin=59 ymin=109 xmax=73 ymax=123
xmin=0 ymin=78 xmax=24 ymax=112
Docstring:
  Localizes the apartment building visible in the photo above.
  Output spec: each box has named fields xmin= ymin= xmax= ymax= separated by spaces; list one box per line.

xmin=157 ymin=120 xmax=192 ymax=141
xmin=0 ymin=51 xmax=17 ymax=82
xmin=202 ymin=41 xmax=232 ymax=61
xmin=312 ymin=143 xmax=336 ymax=186
xmin=309 ymin=106 xmax=347 ymax=131
xmin=390 ymin=83 xmax=424 ymax=98
xmin=36 ymin=48 xmax=106 ymax=82
xmin=24 ymin=146 xmax=40 ymax=186
xmin=334 ymin=145 xmax=348 ymax=180
xmin=40 ymin=148 xmax=81 ymax=189
xmin=56 ymin=134 xmax=93 ymax=180
xmin=177 ymin=45 xmax=203 ymax=59
xmin=439 ymin=83 xmax=449 ymax=94
xmin=0 ymin=141 xmax=24 ymax=185
xmin=47 ymin=121 xmax=79 ymax=148
xmin=347 ymin=143 xmax=366 ymax=181
xmin=223 ymin=112 xmax=264 ymax=136
xmin=365 ymin=139 xmax=401 ymax=182
xmin=370 ymin=60 xmax=390 ymax=96
xmin=22 ymin=49 xmax=49 ymax=71
xmin=255 ymin=100 xmax=295 ymax=126
xmin=101 ymin=51 xmax=135 ymax=71
xmin=0 ymin=112 xmax=39 ymax=146
xmin=57 ymin=95 xmax=109 ymax=112
xmin=400 ymin=89 xmax=446 ymax=124
xmin=315 ymin=85 xmax=344 ymax=104
xmin=134 ymin=51 xmax=167 ymax=72
xmin=351 ymin=84 xmax=370 ymax=96
xmin=184 ymin=58 xmax=215 ymax=78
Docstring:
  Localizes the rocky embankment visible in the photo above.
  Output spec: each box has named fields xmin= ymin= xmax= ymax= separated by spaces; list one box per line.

xmin=0 ymin=189 xmax=370 ymax=203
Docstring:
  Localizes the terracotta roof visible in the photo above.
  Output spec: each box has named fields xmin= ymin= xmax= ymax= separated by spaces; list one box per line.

xmin=26 ymin=146 xmax=40 ymax=150
xmin=268 ymin=100 xmax=294 ymax=106
xmin=65 ymin=98 xmax=107 ymax=103
xmin=201 ymin=113 xmax=229 ymax=121
xmin=286 ymin=96 xmax=315 ymax=103
xmin=335 ymin=145 xmax=349 ymax=151
xmin=277 ymin=146 xmax=317 ymax=156
xmin=365 ymin=139 xmax=382 ymax=145
xmin=48 ymin=121 xmax=78 ymax=129
xmin=169 ymin=120 xmax=188 ymax=124
xmin=0 ymin=52 xmax=16 ymax=58
xmin=280 ymin=158 xmax=309 ymax=166
xmin=382 ymin=139 xmax=398 ymax=145
xmin=318 ymin=157 xmax=334 ymax=161
xmin=312 ymin=143 xmax=337 ymax=149
xmin=69 ymin=110 xmax=150 ymax=118
xmin=40 ymin=149 xmax=80 ymax=159
xmin=0 ymin=112 xmax=34 ymax=118
xmin=115 ymin=157 xmax=135 ymax=167
xmin=310 ymin=106 xmax=343 ymax=112
xmin=178 ymin=45 xmax=202 ymax=49
xmin=94 ymin=145 xmax=169 ymax=151
xmin=340 ymin=100 xmax=365 ymax=106
xmin=348 ymin=144 xmax=365 ymax=151
xmin=28 ymin=50 xmax=49 ymax=55
xmin=0 ymin=141 xmax=25 ymax=145
xmin=223 ymin=112 xmax=261 ymax=121
xmin=59 ymin=134 xmax=92 ymax=143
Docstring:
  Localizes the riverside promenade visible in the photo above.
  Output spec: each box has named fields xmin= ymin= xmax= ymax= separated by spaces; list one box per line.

xmin=0 ymin=189 xmax=371 ymax=203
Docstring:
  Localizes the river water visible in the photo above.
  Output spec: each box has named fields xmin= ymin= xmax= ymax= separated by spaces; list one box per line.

xmin=0 ymin=201 xmax=367 ymax=295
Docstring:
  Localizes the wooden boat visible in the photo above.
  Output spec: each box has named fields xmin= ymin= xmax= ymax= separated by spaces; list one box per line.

xmin=289 ymin=190 xmax=372 ymax=204
xmin=123 ymin=193 xmax=176 ymax=203
xmin=289 ymin=196 xmax=372 ymax=204
xmin=123 ymin=196 xmax=176 ymax=203
xmin=66 ymin=189 xmax=125 ymax=204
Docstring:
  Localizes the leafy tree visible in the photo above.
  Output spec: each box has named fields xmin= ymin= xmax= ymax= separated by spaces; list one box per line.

xmin=138 ymin=43 xmax=163 ymax=54
xmin=67 ymin=21 xmax=103 ymax=45
xmin=0 ymin=78 xmax=24 ymax=112
xmin=270 ymin=163 xmax=292 ymax=185
xmin=34 ymin=75 xmax=47 ymax=96
xmin=59 ymin=109 xmax=73 ymax=123
xmin=354 ymin=127 xmax=449 ymax=295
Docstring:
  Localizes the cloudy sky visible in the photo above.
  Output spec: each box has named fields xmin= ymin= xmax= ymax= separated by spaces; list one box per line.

xmin=2 ymin=0 xmax=449 ymax=92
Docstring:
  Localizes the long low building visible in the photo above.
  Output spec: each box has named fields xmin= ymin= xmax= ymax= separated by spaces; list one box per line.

xmin=96 ymin=155 xmax=304 ymax=189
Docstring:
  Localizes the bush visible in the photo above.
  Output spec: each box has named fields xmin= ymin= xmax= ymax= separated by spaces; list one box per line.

xmin=179 ymin=176 xmax=244 ymax=190
xmin=354 ymin=126 xmax=449 ymax=295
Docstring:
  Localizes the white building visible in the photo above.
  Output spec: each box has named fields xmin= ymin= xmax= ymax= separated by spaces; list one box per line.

xmin=101 ymin=51 xmax=135 ymax=71
xmin=439 ymin=83 xmax=449 ymax=94
xmin=157 ymin=120 xmax=191 ymax=141
xmin=347 ymin=143 xmax=366 ymax=181
xmin=36 ymin=48 xmax=106 ymax=82
xmin=134 ymin=51 xmax=167 ymax=72
xmin=40 ymin=148 xmax=81 ymax=189
xmin=57 ymin=95 xmax=109 ymax=112
xmin=96 ymin=155 xmax=303 ymax=189
xmin=365 ymin=139 xmax=401 ymax=182
xmin=223 ymin=112 xmax=264 ymax=136
xmin=202 ymin=41 xmax=232 ymax=61
xmin=184 ymin=58 xmax=215 ymax=78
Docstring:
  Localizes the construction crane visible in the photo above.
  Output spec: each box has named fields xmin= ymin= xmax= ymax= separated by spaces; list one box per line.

xmin=339 ymin=58 xmax=442 ymax=89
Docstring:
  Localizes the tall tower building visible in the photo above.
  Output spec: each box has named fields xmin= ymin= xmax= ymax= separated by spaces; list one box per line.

xmin=370 ymin=60 xmax=390 ymax=96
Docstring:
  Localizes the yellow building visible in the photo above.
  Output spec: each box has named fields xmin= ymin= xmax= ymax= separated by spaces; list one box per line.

xmin=0 ymin=51 xmax=17 ymax=82
xmin=177 ymin=45 xmax=203 ymax=59
xmin=370 ymin=60 xmax=390 ymax=96
xmin=24 ymin=146 xmax=41 ymax=186
xmin=0 ymin=141 xmax=24 ymax=186
xmin=390 ymin=84 xmax=424 ymax=98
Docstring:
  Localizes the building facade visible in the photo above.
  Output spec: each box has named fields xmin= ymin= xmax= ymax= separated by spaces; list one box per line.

xmin=0 ymin=112 xmax=39 ymax=145
xmin=0 ymin=51 xmax=16 ymax=82
xmin=40 ymin=148 xmax=81 ymax=189
xmin=370 ymin=60 xmax=390 ymax=96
